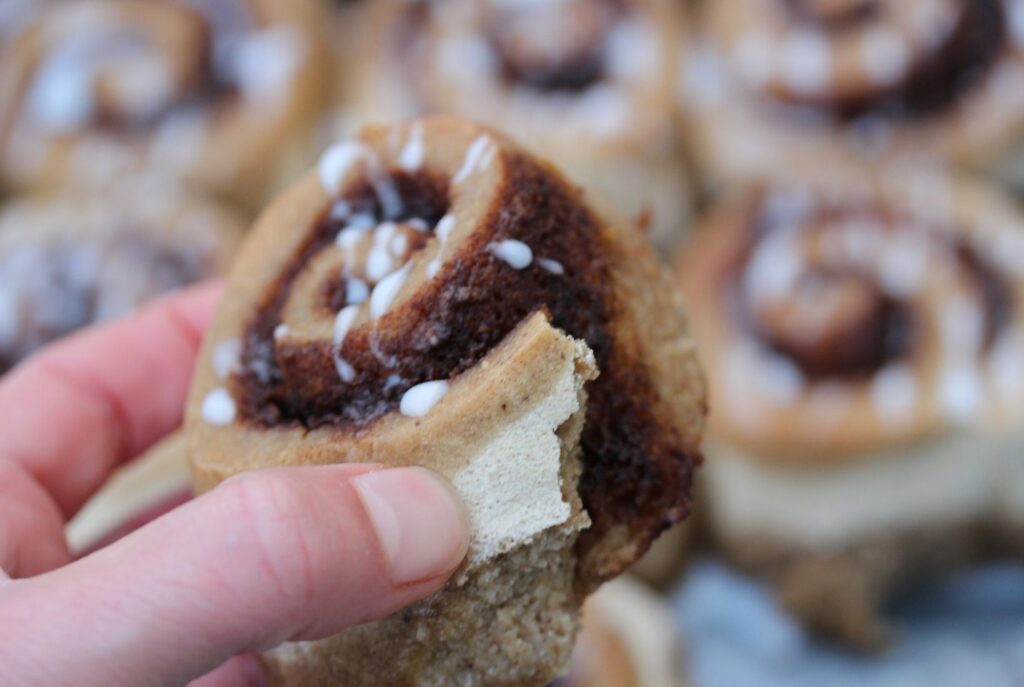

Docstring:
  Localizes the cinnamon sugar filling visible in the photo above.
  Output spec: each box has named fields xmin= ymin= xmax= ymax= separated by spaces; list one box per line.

xmin=729 ymin=196 xmax=1014 ymax=380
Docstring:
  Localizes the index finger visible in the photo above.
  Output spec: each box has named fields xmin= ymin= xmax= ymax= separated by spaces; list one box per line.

xmin=0 ymin=281 xmax=223 ymax=519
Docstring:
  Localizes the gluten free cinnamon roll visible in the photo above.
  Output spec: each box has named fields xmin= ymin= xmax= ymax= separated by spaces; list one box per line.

xmin=681 ymin=0 xmax=1024 ymax=188
xmin=0 ymin=0 xmax=331 ymax=208
xmin=185 ymin=117 xmax=705 ymax=686
xmin=0 ymin=180 xmax=243 ymax=373
xmin=344 ymin=0 xmax=692 ymax=251
xmin=675 ymin=170 xmax=1024 ymax=648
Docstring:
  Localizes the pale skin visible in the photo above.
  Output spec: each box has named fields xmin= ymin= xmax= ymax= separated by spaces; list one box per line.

xmin=0 ymin=282 xmax=470 ymax=687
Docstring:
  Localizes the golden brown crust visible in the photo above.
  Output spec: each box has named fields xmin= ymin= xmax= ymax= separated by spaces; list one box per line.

xmin=0 ymin=0 xmax=331 ymax=208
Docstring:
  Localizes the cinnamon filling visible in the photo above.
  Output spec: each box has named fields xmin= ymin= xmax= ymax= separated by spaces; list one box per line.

xmin=734 ymin=199 xmax=1014 ymax=379
xmin=749 ymin=271 xmax=913 ymax=377
xmin=786 ymin=0 xmax=1006 ymax=121
xmin=488 ymin=0 xmax=622 ymax=93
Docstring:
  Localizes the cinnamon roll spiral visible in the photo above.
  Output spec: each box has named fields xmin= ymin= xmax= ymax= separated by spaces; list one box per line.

xmin=0 ymin=0 xmax=330 ymax=208
xmin=0 ymin=180 xmax=243 ymax=374
xmin=186 ymin=117 xmax=704 ymax=685
xmin=676 ymin=170 xmax=1024 ymax=647
xmin=343 ymin=0 xmax=692 ymax=251
xmin=681 ymin=0 xmax=1024 ymax=186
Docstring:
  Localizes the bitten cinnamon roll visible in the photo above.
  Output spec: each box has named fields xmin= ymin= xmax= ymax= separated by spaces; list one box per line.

xmin=185 ymin=117 xmax=705 ymax=686
xmin=675 ymin=170 xmax=1024 ymax=648
xmin=0 ymin=0 xmax=330 ymax=208
xmin=344 ymin=0 xmax=692 ymax=251
xmin=681 ymin=0 xmax=1024 ymax=187
xmin=0 ymin=180 xmax=243 ymax=373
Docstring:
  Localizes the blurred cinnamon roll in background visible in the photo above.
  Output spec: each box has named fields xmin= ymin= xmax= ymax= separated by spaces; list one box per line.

xmin=680 ymin=0 xmax=1024 ymax=189
xmin=0 ymin=0 xmax=331 ymax=208
xmin=0 ymin=179 xmax=243 ymax=373
xmin=675 ymin=169 xmax=1024 ymax=648
xmin=343 ymin=0 xmax=693 ymax=251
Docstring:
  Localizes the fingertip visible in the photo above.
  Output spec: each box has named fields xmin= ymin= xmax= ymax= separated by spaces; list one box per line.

xmin=351 ymin=467 xmax=469 ymax=587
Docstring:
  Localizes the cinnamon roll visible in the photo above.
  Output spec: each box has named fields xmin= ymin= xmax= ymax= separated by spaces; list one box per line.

xmin=680 ymin=0 xmax=1024 ymax=187
xmin=344 ymin=0 xmax=692 ymax=251
xmin=0 ymin=0 xmax=331 ymax=208
xmin=675 ymin=170 xmax=1024 ymax=648
xmin=0 ymin=180 xmax=244 ymax=373
xmin=185 ymin=116 xmax=705 ymax=685
xmin=549 ymin=577 xmax=687 ymax=687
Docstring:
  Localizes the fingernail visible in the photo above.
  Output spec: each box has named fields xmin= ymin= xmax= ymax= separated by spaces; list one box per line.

xmin=351 ymin=467 xmax=468 ymax=586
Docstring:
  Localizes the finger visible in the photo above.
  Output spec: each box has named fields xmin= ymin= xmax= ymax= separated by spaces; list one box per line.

xmin=0 ymin=281 xmax=222 ymax=518
xmin=0 ymin=465 xmax=469 ymax=687
xmin=188 ymin=655 xmax=266 ymax=687
xmin=0 ymin=461 xmax=69 ymax=577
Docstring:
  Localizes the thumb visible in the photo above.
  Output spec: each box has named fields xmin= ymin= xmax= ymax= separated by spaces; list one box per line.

xmin=0 ymin=465 xmax=469 ymax=687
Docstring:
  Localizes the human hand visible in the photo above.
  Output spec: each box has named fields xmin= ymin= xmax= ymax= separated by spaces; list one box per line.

xmin=0 ymin=283 xmax=470 ymax=687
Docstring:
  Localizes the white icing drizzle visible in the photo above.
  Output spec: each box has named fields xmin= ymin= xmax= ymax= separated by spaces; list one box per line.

xmin=318 ymin=142 xmax=365 ymax=195
xmin=537 ymin=258 xmax=565 ymax=275
xmin=202 ymin=387 xmax=236 ymax=426
xmin=398 ymin=121 xmax=425 ymax=171
xmin=391 ymin=232 xmax=409 ymax=256
xmin=781 ymin=30 xmax=831 ymax=95
xmin=333 ymin=304 xmax=360 ymax=346
xmin=453 ymin=136 xmax=495 ymax=185
xmin=489 ymin=239 xmax=533 ymax=269
xmin=428 ymin=213 xmax=457 ymax=279
xmin=407 ymin=218 xmax=429 ymax=232
xmin=370 ymin=264 xmax=412 ymax=319
xmin=366 ymin=222 xmax=398 ymax=281
xmin=939 ymin=365 xmax=983 ymax=423
xmin=861 ymin=28 xmax=910 ymax=86
xmin=332 ymin=304 xmax=361 ymax=383
xmin=346 ymin=277 xmax=369 ymax=305
xmin=400 ymin=380 xmax=450 ymax=418
xmin=871 ymin=364 xmax=917 ymax=423
xmin=273 ymin=324 xmax=290 ymax=339
xmin=211 ymin=338 xmax=241 ymax=380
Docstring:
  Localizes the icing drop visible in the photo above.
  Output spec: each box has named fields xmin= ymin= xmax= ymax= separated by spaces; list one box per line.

xmin=332 ymin=304 xmax=361 ymax=383
xmin=400 ymin=380 xmax=450 ymax=418
xmin=428 ymin=213 xmax=457 ymax=279
xmin=202 ymin=387 xmax=236 ymax=426
xmin=370 ymin=264 xmax=411 ymax=319
xmin=453 ymin=136 xmax=495 ymax=185
xmin=211 ymin=338 xmax=241 ymax=380
xmin=318 ymin=142 xmax=365 ymax=194
xmin=398 ymin=121 xmax=425 ymax=171
xmin=346 ymin=277 xmax=369 ymax=305
xmin=489 ymin=239 xmax=533 ymax=269
xmin=537 ymin=258 xmax=565 ymax=275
